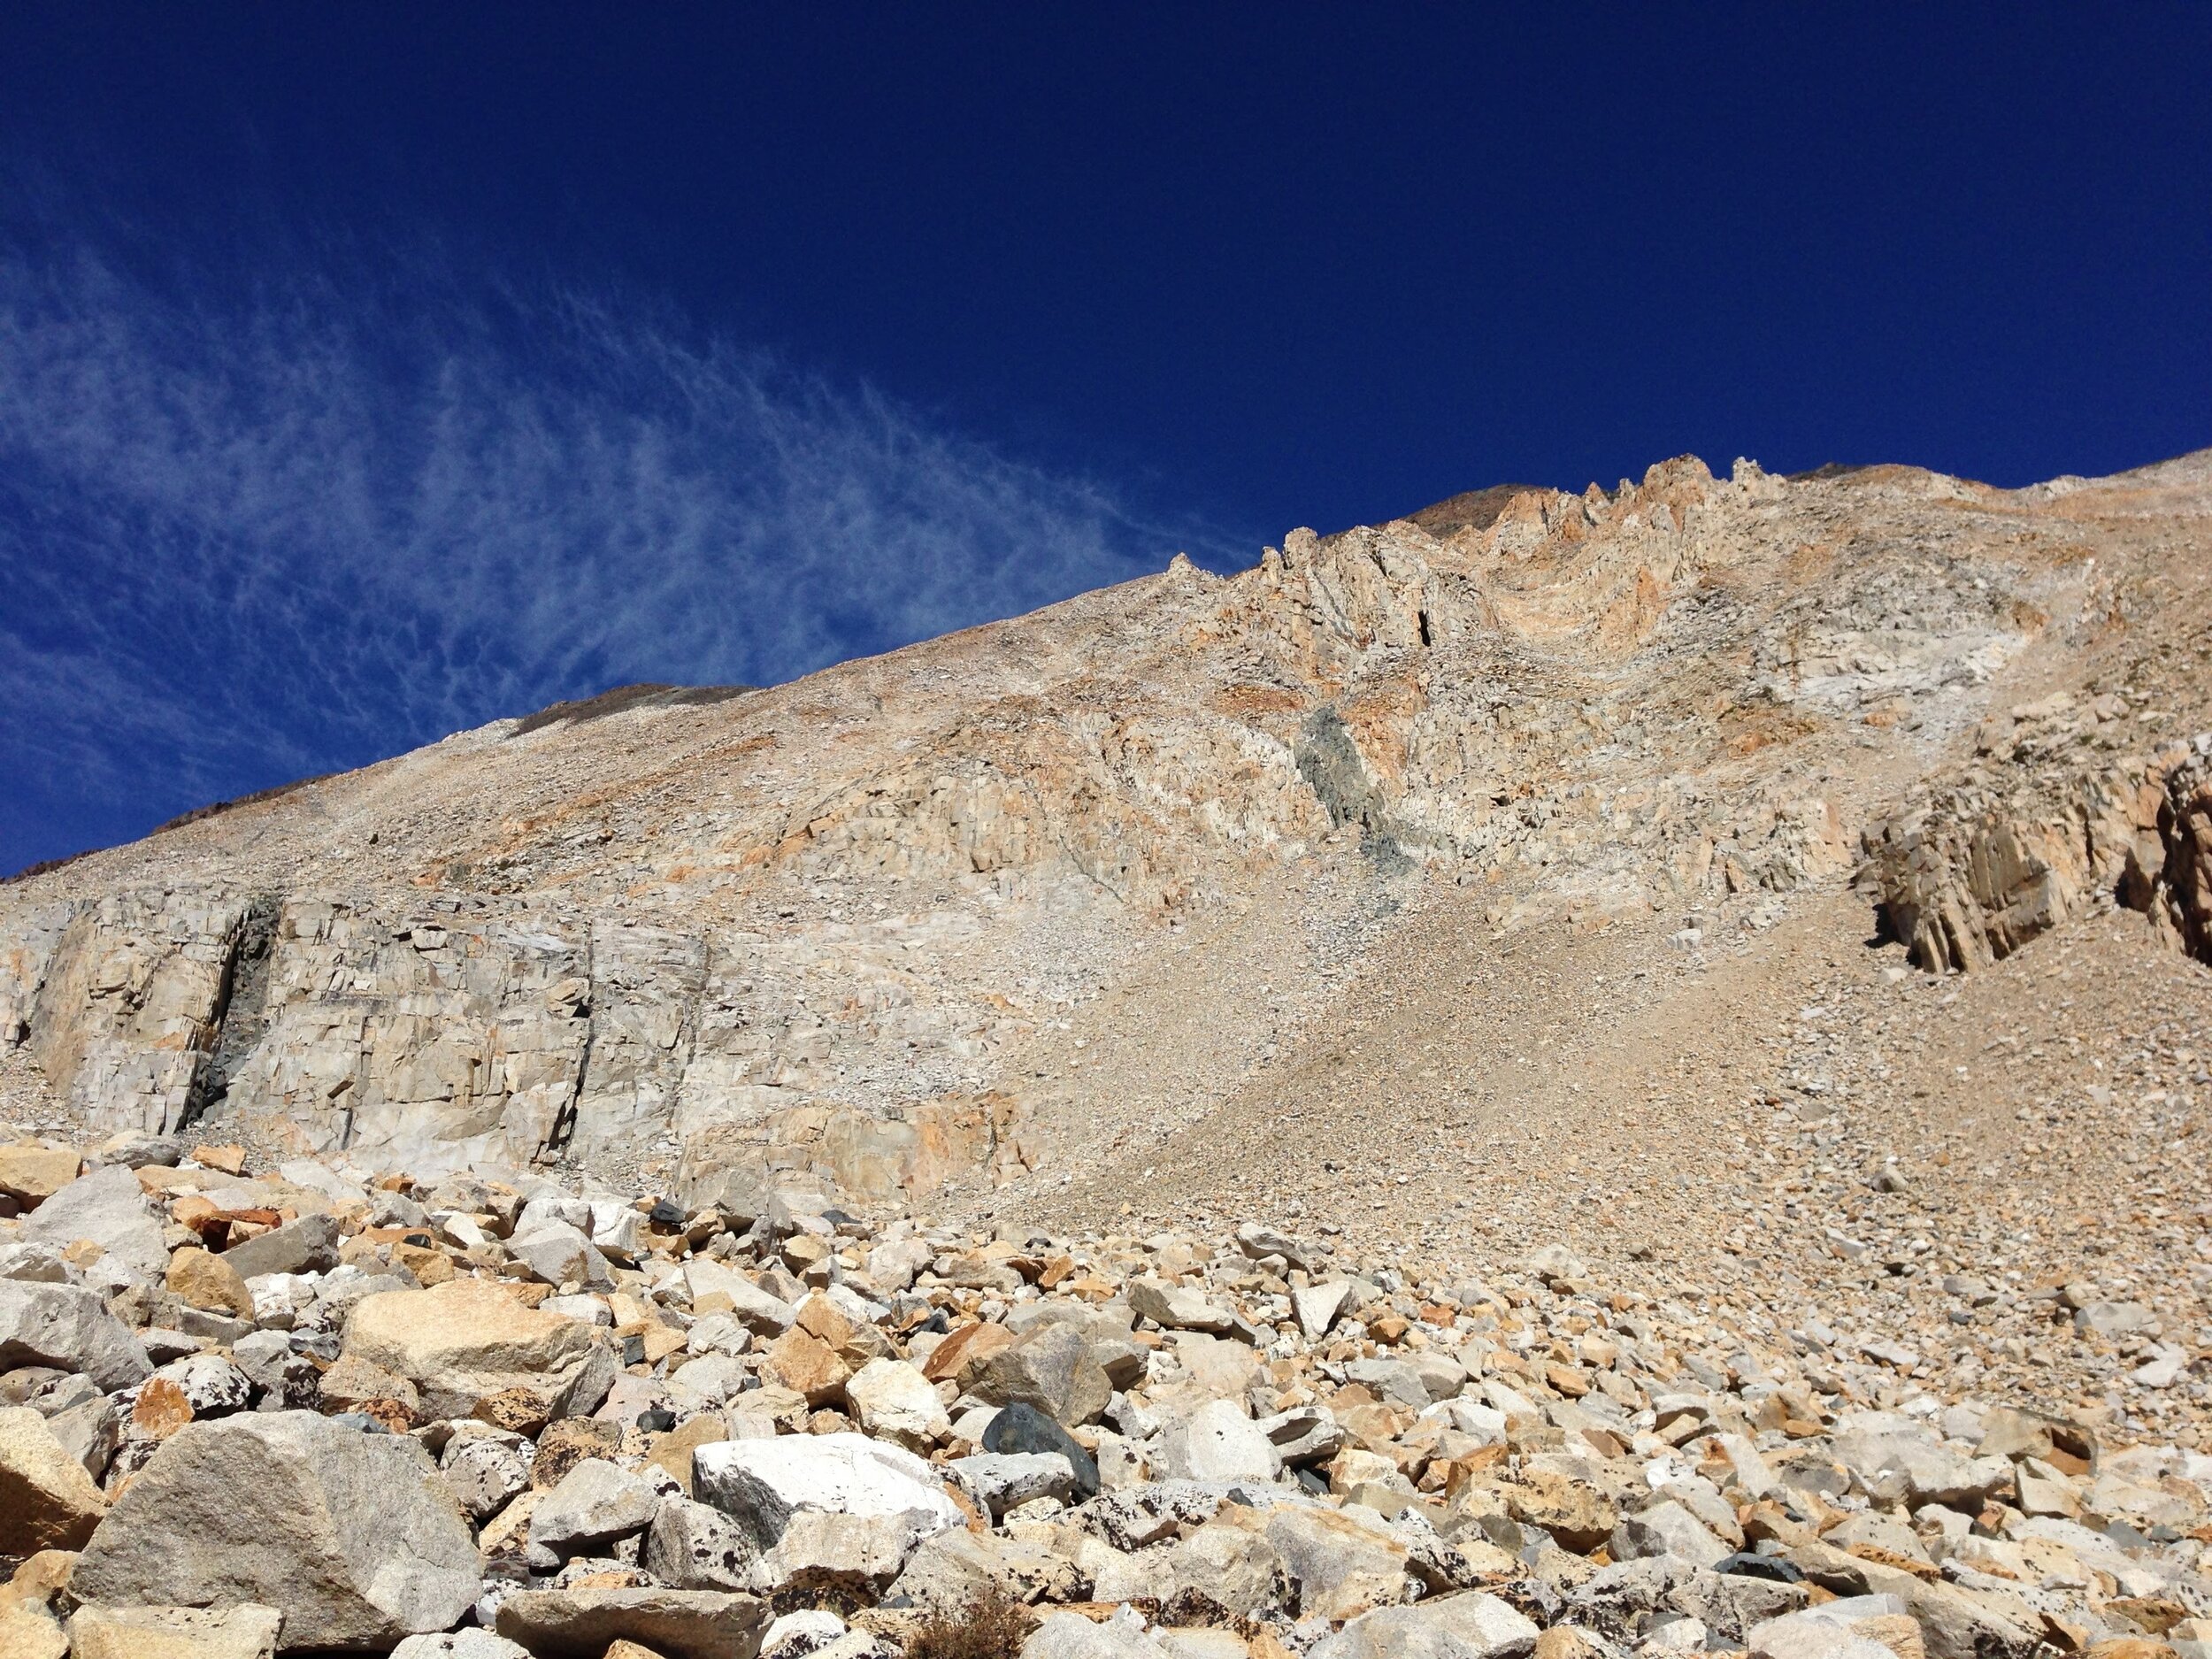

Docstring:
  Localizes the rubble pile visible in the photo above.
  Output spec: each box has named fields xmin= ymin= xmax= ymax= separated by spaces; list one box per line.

xmin=4 ymin=1138 xmax=2210 ymax=1659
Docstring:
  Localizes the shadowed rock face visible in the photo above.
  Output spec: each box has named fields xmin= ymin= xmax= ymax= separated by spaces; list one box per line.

xmin=4 ymin=450 xmax=2210 ymax=1205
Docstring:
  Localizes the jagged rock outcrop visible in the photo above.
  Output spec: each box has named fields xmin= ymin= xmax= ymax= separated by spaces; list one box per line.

xmin=1863 ymin=718 xmax=2212 ymax=973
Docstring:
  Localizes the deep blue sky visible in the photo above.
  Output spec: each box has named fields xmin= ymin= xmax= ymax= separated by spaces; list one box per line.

xmin=2 ymin=6 xmax=2208 ymax=874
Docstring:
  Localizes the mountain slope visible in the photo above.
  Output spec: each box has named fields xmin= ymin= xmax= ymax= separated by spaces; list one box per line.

xmin=4 ymin=449 xmax=2209 ymax=1249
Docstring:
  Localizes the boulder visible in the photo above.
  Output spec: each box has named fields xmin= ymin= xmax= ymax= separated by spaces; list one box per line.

xmin=0 ymin=1280 xmax=152 ymax=1390
xmin=1830 ymin=1425 xmax=2009 ymax=1510
xmin=1976 ymin=1408 xmax=2090 ymax=1466
xmin=166 ymin=1248 xmax=256 ymax=1319
xmin=844 ymin=1357 xmax=951 ymax=1450
xmin=532 ymin=1417 xmax=624 ymax=1486
xmin=1502 ymin=1467 xmax=1617 ymax=1552
xmin=389 ymin=1635 xmax=534 ymax=1659
xmin=646 ymin=1416 xmax=732 ymax=1495
xmin=981 ymin=1401 xmax=1101 ymax=1498
xmin=1612 ymin=1499 xmax=1731 ymax=1568
xmin=341 ymin=1277 xmax=611 ymax=1418
xmin=1151 ymin=1400 xmax=1281 ymax=1482
xmin=1234 ymin=1221 xmax=1326 ymax=1272
xmin=316 ymin=1352 xmax=420 ymax=1421
xmin=149 ymin=1352 xmax=254 ymax=1422
xmin=1901 ymin=1579 xmax=2040 ymax=1659
xmin=1526 ymin=1244 xmax=1589 ymax=1285
xmin=1162 ymin=1509 xmax=1291 ymax=1617
xmin=1247 ymin=1502 xmax=1413 ymax=1622
xmin=867 ymin=1238 xmax=934 ymax=1293
xmin=645 ymin=1494 xmax=763 ymax=1591
xmin=1749 ymin=1605 xmax=1912 ymax=1659
xmin=893 ymin=1526 xmax=1086 ymax=1609
xmin=1129 ymin=1278 xmax=1239 ymax=1335
xmin=972 ymin=1322 xmax=1112 ymax=1426
xmin=47 ymin=1390 xmax=122 ymax=1480
xmin=1256 ymin=1406 xmax=1345 ymax=1467
xmin=19 ymin=1165 xmax=165 ymax=1280
xmin=1152 ymin=1333 xmax=1261 ymax=1409
xmin=64 ymin=1603 xmax=283 ymax=1659
xmin=1310 ymin=1593 xmax=1540 ymax=1659
xmin=441 ymin=1432 xmax=531 ymax=1521
xmin=1343 ymin=1356 xmax=1431 ymax=1409
xmin=0 ymin=1143 xmax=81 ymax=1207
xmin=529 ymin=1456 xmax=664 ymax=1556
xmin=0 ymin=1404 xmax=109 ymax=1550
xmin=920 ymin=1319 xmax=1018 ymax=1387
xmin=953 ymin=1451 xmax=1079 ymax=1517
xmin=0 ymin=1240 xmax=73 ymax=1282
xmin=506 ymin=1220 xmax=616 ymax=1291
xmin=1022 ymin=1610 xmax=1175 ymax=1659
xmin=2074 ymin=1302 xmax=2154 ymax=1340
xmin=1002 ymin=1302 xmax=1147 ymax=1390
xmin=683 ymin=1258 xmax=797 ymax=1334
xmin=1643 ymin=1563 xmax=1810 ymax=1646
xmin=694 ymin=1432 xmax=962 ymax=1555
xmin=493 ymin=1586 xmax=768 ymax=1659
xmin=762 ymin=1326 xmax=851 ymax=1406
xmin=759 ymin=1509 xmax=933 ymax=1591
xmin=1294 ymin=1281 xmax=1351 ymax=1339
xmin=219 ymin=1215 xmax=340 ymax=1279
xmin=70 ymin=1410 xmax=479 ymax=1651
xmin=0 ymin=1597 xmax=65 ymax=1659
xmin=761 ymin=1609 xmax=849 ymax=1659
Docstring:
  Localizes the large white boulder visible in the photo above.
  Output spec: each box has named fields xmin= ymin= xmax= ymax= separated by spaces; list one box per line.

xmin=694 ymin=1432 xmax=961 ymax=1586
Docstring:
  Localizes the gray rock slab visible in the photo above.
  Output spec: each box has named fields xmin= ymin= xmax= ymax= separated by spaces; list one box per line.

xmin=70 ymin=1409 xmax=479 ymax=1652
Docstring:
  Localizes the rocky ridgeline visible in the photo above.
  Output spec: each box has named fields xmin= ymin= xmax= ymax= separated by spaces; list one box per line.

xmin=3 ymin=452 xmax=2140 ymax=1202
xmin=3 ymin=1139 xmax=2211 ymax=1659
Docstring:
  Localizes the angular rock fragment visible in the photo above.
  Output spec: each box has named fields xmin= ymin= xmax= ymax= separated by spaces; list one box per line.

xmin=19 ymin=1165 xmax=166 ymax=1281
xmin=224 ymin=1213 xmax=342 ymax=1279
xmin=844 ymin=1356 xmax=951 ymax=1450
xmin=0 ymin=1404 xmax=109 ymax=1551
xmin=342 ymin=1277 xmax=611 ymax=1418
xmin=1310 ymin=1593 xmax=1540 ymax=1659
xmin=65 ymin=1602 xmax=285 ymax=1659
xmin=1151 ymin=1399 xmax=1280 ymax=1482
xmin=166 ymin=1247 xmax=256 ymax=1318
xmin=1022 ymin=1610 xmax=1174 ymax=1659
xmin=972 ymin=1322 xmax=1112 ymax=1426
xmin=645 ymin=1493 xmax=764 ymax=1591
xmin=529 ymin=1455 xmax=664 ymax=1556
xmin=0 ymin=1143 xmax=81 ymax=1208
xmin=494 ymin=1586 xmax=768 ymax=1659
xmin=388 ymin=1634 xmax=535 ymax=1659
xmin=694 ymin=1431 xmax=962 ymax=1576
xmin=981 ymin=1401 xmax=1101 ymax=1497
xmin=0 ymin=1280 xmax=152 ymax=1390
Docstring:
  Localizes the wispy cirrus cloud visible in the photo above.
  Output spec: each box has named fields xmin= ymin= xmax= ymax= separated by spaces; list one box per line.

xmin=0 ymin=242 xmax=1238 ymax=872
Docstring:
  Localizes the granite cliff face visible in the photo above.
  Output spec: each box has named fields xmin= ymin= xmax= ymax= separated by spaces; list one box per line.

xmin=5 ymin=450 xmax=2209 ymax=1209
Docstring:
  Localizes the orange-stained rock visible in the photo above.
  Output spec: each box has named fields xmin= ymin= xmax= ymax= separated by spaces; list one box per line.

xmin=920 ymin=1320 xmax=1016 ymax=1387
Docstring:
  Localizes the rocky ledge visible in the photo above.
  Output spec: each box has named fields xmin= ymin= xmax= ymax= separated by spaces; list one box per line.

xmin=0 ymin=1137 xmax=2207 ymax=1659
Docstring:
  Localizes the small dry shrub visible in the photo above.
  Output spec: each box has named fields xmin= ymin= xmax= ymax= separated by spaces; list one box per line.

xmin=906 ymin=1590 xmax=1037 ymax=1659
